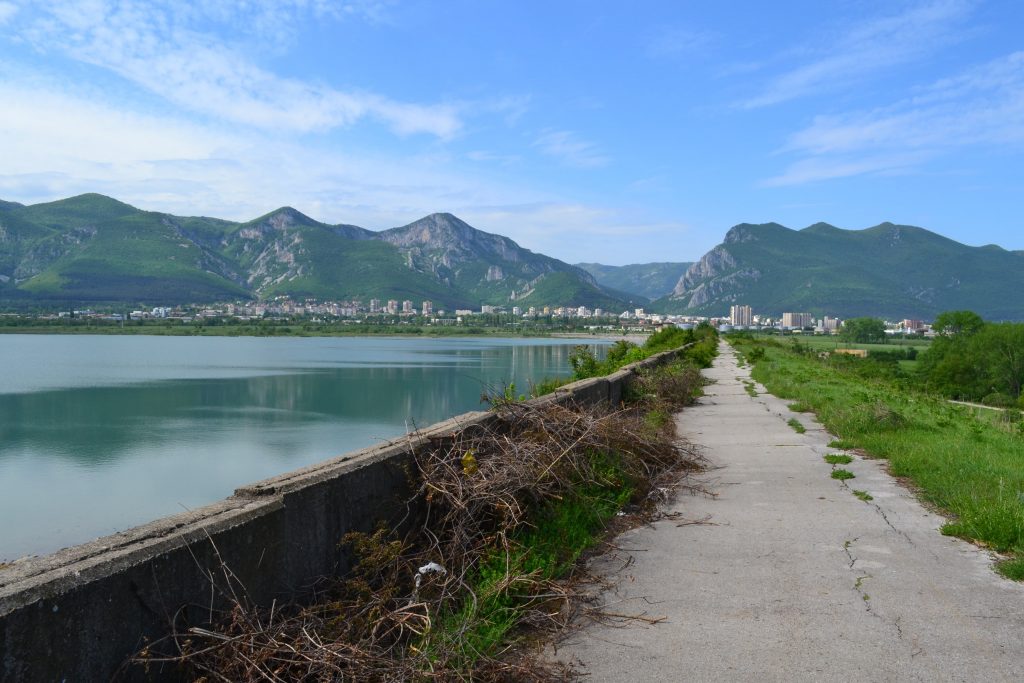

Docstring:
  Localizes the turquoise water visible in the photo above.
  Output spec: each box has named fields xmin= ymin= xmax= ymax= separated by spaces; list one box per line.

xmin=0 ymin=335 xmax=605 ymax=560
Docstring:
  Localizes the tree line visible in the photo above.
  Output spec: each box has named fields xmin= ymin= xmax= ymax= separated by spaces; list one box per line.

xmin=830 ymin=311 xmax=1022 ymax=407
xmin=918 ymin=311 xmax=1024 ymax=407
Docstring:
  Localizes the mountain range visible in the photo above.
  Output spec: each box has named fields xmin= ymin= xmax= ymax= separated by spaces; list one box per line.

xmin=2 ymin=195 xmax=1020 ymax=320
xmin=655 ymin=221 xmax=1024 ymax=320
xmin=0 ymin=194 xmax=642 ymax=310
xmin=575 ymin=262 xmax=692 ymax=301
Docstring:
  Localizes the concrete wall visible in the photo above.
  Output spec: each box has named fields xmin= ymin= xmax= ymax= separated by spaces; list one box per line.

xmin=0 ymin=346 xmax=689 ymax=681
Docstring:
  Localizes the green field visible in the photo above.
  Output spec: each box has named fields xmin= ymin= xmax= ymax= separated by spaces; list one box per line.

xmin=732 ymin=336 xmax=1024 ymax=579
xmin=741 ymin=333 xmax=930 ymax=353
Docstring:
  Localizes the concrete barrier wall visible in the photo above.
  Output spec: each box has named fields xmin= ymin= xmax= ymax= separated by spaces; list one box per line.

xmin=0 ymin=346 xmax=689 ymax=680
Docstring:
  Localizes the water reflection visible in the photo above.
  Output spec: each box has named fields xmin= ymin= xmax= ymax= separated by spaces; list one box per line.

xmin=0 ymin=336 xmax=604 ymax=559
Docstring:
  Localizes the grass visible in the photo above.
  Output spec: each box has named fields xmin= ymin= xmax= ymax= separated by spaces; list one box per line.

xmin=787 ymin=418 xmax=806 ymax=434
xmin=772 ymin=334 xmax=931 ymax=354
xmin=824 ymin=454 xmax=853 ymax=465
xmin=423 ymin=474 xmax=633 ymax=666
xmin=831 ymin=469 xmax=855 ymax=481
xmin=732 ymin=337 xmax=1024 ymax=580
xmin=853 ymin=490 xmax=874 ymax=502
xmin=789 ymin=401 xmax=813 ymax=412
xmin=743 ymin=380 xmax=758 ymax=397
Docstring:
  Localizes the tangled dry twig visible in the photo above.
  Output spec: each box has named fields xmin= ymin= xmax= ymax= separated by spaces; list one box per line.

xmin=128 ymin=362 xmax=706 ymax=681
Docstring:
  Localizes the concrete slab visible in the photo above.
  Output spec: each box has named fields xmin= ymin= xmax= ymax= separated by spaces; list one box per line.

xmin=558 ymin=342 xmax=1024 ymax=682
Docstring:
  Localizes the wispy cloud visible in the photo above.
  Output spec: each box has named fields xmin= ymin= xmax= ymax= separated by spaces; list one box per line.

xmin=763 ymin=51 xmax=1024 ymax=186
xmin=741 ymin=0 xmax=974 ymax=109
xmin=0 ymin=2 xmax=17 ymax=25
xmin=645 ymin=25 xmax=714 ymax=61
xmin=460 ymin=203 xmax=692 ymax=264
xmin=0 ymin=75 xmax=681 ymax=263
xmin=0 ymin=76 xmax=487 ymax=216
xmin=532 ymin=130 xmax=608 ymax=168
xmin=15 ymin=1 xmax=460 ymax=138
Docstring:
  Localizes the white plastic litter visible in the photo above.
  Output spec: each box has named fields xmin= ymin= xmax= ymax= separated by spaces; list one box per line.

xmin=413 ymin=562 xmax=448 ymax=595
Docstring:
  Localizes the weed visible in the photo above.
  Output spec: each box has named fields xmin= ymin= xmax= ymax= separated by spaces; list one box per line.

xmin=852 ymin=490 xmax=874 ymax=502
xmin=789 ymin=401 xmax=813 ymax=413
xmin=645 ymin=409 xmax=670 ymax=430
xmin=831 ymin=469 xmax=855 ymax=481
xmin=996 ymin=557 xmax=1024 ymax=581
xmin=824 ymin=454 xmax=853 ymax=465
xmin=743 ymin=381 xmax=758 ymax=397
xmin=787 ymin=418 xmax=806 ymax=434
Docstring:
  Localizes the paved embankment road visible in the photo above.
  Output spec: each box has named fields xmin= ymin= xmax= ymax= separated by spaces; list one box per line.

xmin=559 ymin=342 xmax=1024 ymax=681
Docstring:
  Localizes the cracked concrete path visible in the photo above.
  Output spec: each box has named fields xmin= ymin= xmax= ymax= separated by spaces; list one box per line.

xmin=557 ymin=342 xmax=1024 ymax=681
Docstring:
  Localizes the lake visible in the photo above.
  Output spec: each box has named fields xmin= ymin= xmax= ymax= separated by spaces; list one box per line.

xmin=0 ymin=334 xmax=607 ymax=560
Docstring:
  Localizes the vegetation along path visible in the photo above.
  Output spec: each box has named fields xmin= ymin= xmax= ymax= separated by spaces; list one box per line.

xmin=558 ymin=341 xmax=1024 ymax=681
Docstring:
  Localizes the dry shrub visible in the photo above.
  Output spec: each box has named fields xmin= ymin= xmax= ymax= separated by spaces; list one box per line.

xmin=129 ymin=375 xmax=703 ymax=682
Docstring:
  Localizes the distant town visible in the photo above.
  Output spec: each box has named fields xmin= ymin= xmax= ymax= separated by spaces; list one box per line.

xmin=1 ymin=297 xmax=935 ymax=337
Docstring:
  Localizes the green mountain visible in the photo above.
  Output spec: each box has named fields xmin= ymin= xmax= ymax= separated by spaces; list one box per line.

xmin=576 ymin=262 xmax=692 ymax=300
xmin=655 ymin=222 xmax=1024 ymax=320
xmin=0 ymin=194 xmax=637 ymax=310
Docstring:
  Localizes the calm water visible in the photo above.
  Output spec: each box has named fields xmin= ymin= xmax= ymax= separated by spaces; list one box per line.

xmin=0 ymin=335 xmax=606 ymax=560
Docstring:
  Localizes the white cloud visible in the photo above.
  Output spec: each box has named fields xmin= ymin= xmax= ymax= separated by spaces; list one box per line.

xmin=763 ymin=51 xmax=1024 ymax=185
xmin=741 ymin=0 xmax=973 ymax=109
xmin=17 ymin=1 xmax=460 ymax=138
xmin=459 ymin=204 xmax=691 ymax=264
xmin=532 ymin=130 xmax=609 ymax=168
xmin=0 ymin=2 xmax=17 ymax=25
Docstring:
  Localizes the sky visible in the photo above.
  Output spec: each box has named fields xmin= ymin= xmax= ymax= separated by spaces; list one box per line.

xmin=0 ymin=0 xmax=1022 ymax=265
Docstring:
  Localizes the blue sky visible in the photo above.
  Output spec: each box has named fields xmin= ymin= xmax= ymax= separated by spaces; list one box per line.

xmin=1 ymin=1 xmax=1022 ymax=264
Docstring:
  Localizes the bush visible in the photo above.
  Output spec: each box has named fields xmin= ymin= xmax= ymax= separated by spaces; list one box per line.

xmin=982 ymin=393 xmax=1017 ymax=408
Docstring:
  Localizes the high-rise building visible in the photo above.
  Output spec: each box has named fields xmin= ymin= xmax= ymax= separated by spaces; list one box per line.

xmin=369 ymin=299 xmax=381 ymax=313
xmin=782 ymin=312 xmax=814 ymax=329
xmin=387 ymin=299 xmax=398 ymax=315
xmin=402 ymin=300 xmax=413 ymax=314
xmin=422 ymin=300 xmax=433 ymax=316
xmin=730 ymin=305 xmax=753 ymax=326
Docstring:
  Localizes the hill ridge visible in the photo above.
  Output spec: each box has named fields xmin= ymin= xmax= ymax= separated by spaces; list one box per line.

xmin=0 ymin=194 xmax=638 ymax=310
xmin=656 ymin=220 xmax=1023 ymax=319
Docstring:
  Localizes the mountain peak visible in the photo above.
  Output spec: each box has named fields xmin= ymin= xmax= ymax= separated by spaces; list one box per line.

xmin=247 ymin=206 xmax=321 ymax=229
xmin=801 ymin=222 xmax=840 ymax=234
xmin=723 ymin=222 xmax=788 ymax=244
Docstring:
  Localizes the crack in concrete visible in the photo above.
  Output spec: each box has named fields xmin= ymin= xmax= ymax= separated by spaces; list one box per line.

xmin=868 ymin=500 xmax=916 ymax=547
xmin=845 ymin=537 xmax=917 ymax=654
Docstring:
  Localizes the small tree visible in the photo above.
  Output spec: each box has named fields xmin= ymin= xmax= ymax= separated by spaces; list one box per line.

xmin=932 ymin=310 xmax=985 ymax=337
xmin=840 ymin=317 xmax=886 ymax=343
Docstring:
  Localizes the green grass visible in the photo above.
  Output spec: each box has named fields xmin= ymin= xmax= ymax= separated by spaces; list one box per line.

xmin=743 ymin=380 xmax=757 ymax=397
xmin=787 ymin=418 xmax=806 ymax=434
xmin=831 ymin=469 xmax=855 ymax=481
xmin=824 ymin=454 xmax=853 ymax=465
xmin=853 ymin=490 xmax=874 ymax=502
xmin=779 ymin=335 xmax=930 ymax=354
xmin=789 ymin=401 xmax=813 ymax=412
xmin=733 ymin=337 xmax=1024 ymax=579
xmin=422 ymin=478 xmax=632 ymax=665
